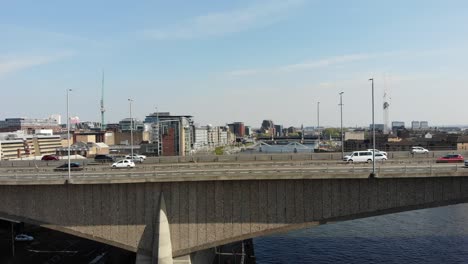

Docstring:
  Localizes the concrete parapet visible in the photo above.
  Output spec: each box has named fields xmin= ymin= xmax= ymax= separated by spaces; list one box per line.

xmin=1 ymin=174 xmax=468 ymax=259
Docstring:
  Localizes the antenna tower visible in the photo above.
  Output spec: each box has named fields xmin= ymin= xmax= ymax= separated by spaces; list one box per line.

xmin=100 ymin=70 xmax=106 ymax=130
xmin=383 ymin=74 xmax=391 ymax=134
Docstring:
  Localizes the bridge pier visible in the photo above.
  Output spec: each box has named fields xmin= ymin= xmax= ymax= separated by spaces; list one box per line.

xmin=136 ymin=193 xmax=174 ymax=264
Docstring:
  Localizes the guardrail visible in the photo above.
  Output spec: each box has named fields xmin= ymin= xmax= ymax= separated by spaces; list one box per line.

xmin=2 ymin=150 xmax=468 ymax=168
xmin=0 ymin=164 xmax=467 ymax=183
xmin=0 ymin=159 xmax=444 ymax=174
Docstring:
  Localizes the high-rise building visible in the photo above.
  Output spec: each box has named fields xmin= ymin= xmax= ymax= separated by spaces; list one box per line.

xmin=274 ymin=125 xmax=283 ymax=137
xmin=411 ymin=121 xmax=420 ymax=130
xmin=193 ymin=127 xmax=208 ymax=150
xmin=261 ymin=120 xmax=275 ymax=135
xmin=228 ymin=122 xmax=245 ymax=138
xmin=143 ymin=112 xmax=194 ymax=156
xmin=420 ymin=121 xmax=429 ymax=129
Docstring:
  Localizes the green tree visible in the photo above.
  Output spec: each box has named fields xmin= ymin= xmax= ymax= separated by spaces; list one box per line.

xmin=322 ymin=128 xmax=341 ymax=138
xmin=214 ymin=146 xmax=224 ymax=155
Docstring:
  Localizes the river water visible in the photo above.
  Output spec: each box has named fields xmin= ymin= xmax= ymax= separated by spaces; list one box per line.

xmin=254 ymin=203 xmax=468 ymax=263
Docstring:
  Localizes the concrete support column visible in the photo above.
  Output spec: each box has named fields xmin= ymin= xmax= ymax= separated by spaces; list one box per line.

xmin=136 ymin=193 xmax=174 ymax=264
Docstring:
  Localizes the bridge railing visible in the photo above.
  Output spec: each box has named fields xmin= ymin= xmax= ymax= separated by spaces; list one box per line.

xmin=0 ymin=164 xmax=466 ymax=183
xmin=2 ymin=150 xmax=468 ymax=168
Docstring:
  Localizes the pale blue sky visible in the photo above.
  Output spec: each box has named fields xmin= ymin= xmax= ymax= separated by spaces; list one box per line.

xmin=1 ymin=0 xmax=468 ymax=127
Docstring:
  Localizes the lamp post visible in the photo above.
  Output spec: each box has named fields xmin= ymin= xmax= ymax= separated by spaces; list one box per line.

xmin=339 ymin=92 xmax=344 ymax=159
xmin=369 ymin=78 xmax=376 ymax=177
xmin=66 ymin=88 xmax=72 ymax=183
xmin=155 ymin=107 xmax=160 ymax=156
xmin=128 ymin=99 xmax=134 ymax=158
xmin=317 ymin=101 xmax=320 ymax=151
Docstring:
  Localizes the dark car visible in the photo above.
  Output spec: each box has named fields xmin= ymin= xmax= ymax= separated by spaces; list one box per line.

xmin=436 ymin=154 xmax=464 ymax=163
xmin=94 ymin=154 xmax=115 ymax=163
xmin=54 ymin=162 xmax=83 ymax=171
xmin=41 ymin=155 xmax=60 ymax=161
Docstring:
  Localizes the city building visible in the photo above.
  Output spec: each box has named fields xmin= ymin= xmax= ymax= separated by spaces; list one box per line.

xmin=391 ymin=121 xmax=405 ymax=131
xmin=193 ymin=127 xmax=208 ymax=150
xmin=49 ymin=114 xmax=61 ymax=125
xmin=75 ymin=121 xmax=102 ymax=131
xmin=228 ymin=122 xmax=245 ymax=138
xmin=142 ymin=112 xmax=194 ymax=156
xmin=244 ymin=126 xmax=252 ymax=137
xmin=119 ymin=118 xmax=144 ymax=131
xmin=0 ymin=117 xmax=61 ymax=134
xmin=74 ymin=131 xmax=106 ymax=143
xmin=274 ymin=125 xmax=284 ymax=137
xmin=0 ymin=131 xmax=61 ymax=160
xmin=260 ymin=120 xmax=275 ymax=135
xmin=420 ymin=121 xmax=429 ymax=129
xmin=344 ymin=131 xmax=365 ymax=141
xmin=369 ymin=124 xmax=384 ymax=131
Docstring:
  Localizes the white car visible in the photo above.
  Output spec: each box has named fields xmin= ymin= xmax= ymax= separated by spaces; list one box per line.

xmin=15 ymin=234 xmax=34 ymax=242
xmin=111 ymin=159 xmax=135 ymax=169
xmin=367 ymin=149 xmax=388 ymax=156
xmin=125 ymin=154 xmax=146 ymax=162
xmin=374 ymin=153 xmax=388 ymax=161
xmin=411 ymin=146 xmax=429 ymax=154
xmin=343 ymin=151 xmax=374 ymax=163
xmin=465 ymin=160 xmax=468 ymax=167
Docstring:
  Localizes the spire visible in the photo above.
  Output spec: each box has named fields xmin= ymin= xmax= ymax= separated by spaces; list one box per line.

xmin=100 ymin=69 xmax=106 ymax=130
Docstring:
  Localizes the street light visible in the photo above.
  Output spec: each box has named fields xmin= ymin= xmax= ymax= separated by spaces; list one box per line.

xmin=155 ymin=107 xmax=160 ymax=156
xmin=339 ymin=92 xmax=344 ymax=159
xmin=66 ymin=88 xmax=72 ymax=183
xmin=369 ymin=78 xmax=376 ymax=177
xmin=317 ymin=101 xmax=320 ymax=151
xmin=128 ymin=99 xmax=134 ymax=158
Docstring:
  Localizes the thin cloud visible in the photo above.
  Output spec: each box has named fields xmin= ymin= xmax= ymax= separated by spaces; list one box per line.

xmin=280 ymin=54 xmax=375 ymax=72
xmin=0 ymin=52 xmax=73 ymax=78
xmin=227 ymin=68 xmax=266 ymax=77
xmin=143 ymin=0 xmax=305 ymax=40
xmin=226 ymin=53 xmax=382 ymax=77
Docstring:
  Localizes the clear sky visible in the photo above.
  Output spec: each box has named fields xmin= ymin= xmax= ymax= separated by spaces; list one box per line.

xmin=1 ymin=0 xmax=468 ymax=128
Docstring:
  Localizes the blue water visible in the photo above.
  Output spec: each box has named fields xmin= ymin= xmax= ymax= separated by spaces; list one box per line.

xmin=254 ymin=204 xmax=468 ymax=264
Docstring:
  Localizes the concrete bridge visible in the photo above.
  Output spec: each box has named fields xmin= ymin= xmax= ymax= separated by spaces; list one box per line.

xmin=1 ymin=162 xmax=468 ymax=263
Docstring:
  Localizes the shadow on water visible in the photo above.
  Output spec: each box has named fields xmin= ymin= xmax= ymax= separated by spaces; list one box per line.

xmin=254 ymin=203 xmax=468 ymax=264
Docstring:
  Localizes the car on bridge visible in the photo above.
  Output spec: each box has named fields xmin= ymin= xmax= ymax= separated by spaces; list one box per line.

xmin=411 ymin=146 xmax=429 ymax=154
xmin=125 ymin=153 xmax=146 ymax=160
xmin=112 ymin=159 xmax=135 ymax=169
xmin=94 ymin=154 xmax=115 ymax=163
xmin=343 ymin=151 xmax=374 ymax=163
xmin=367 ymin=149 xmax=388 ymax=156
xmin=41 ymin=155 xmax=60 ymax=161
xmin=436 ymin=154 xmax=464 ymax=163
xmin=15 ymin=234 xmax=34 ymax=242
xmin=54 ymin=162 xmax=83 ymax=171
xmin=374 ymin=153 xmax=388 ymax=161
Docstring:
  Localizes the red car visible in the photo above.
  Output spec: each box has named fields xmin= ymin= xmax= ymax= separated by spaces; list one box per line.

xmin=436 ymin=154 xmax=464 ymax=163
xmin=41 ymin=155 xmax=60 ymax=161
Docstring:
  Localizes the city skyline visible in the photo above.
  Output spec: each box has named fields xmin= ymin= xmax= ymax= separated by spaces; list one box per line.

xmin=1 ymin=1 xmax=468 ymax=127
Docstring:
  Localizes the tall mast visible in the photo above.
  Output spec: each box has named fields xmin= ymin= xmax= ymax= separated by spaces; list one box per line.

xmin=100 ymin=70 xmax=106 ymax=130
xmin=383 ymin=74 xmax=390 ymax=134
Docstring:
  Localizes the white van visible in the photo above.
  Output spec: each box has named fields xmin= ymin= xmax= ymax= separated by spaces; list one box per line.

xmin=343 ymin=151 xmax=374 ymax=163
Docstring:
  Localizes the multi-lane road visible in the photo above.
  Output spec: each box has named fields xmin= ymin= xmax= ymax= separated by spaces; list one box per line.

xmin=1 ymin=152 xmax=467 ymax=184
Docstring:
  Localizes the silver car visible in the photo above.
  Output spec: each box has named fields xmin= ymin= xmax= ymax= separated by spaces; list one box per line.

xmin=411 ymin=146 xmax=429 ymax=154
